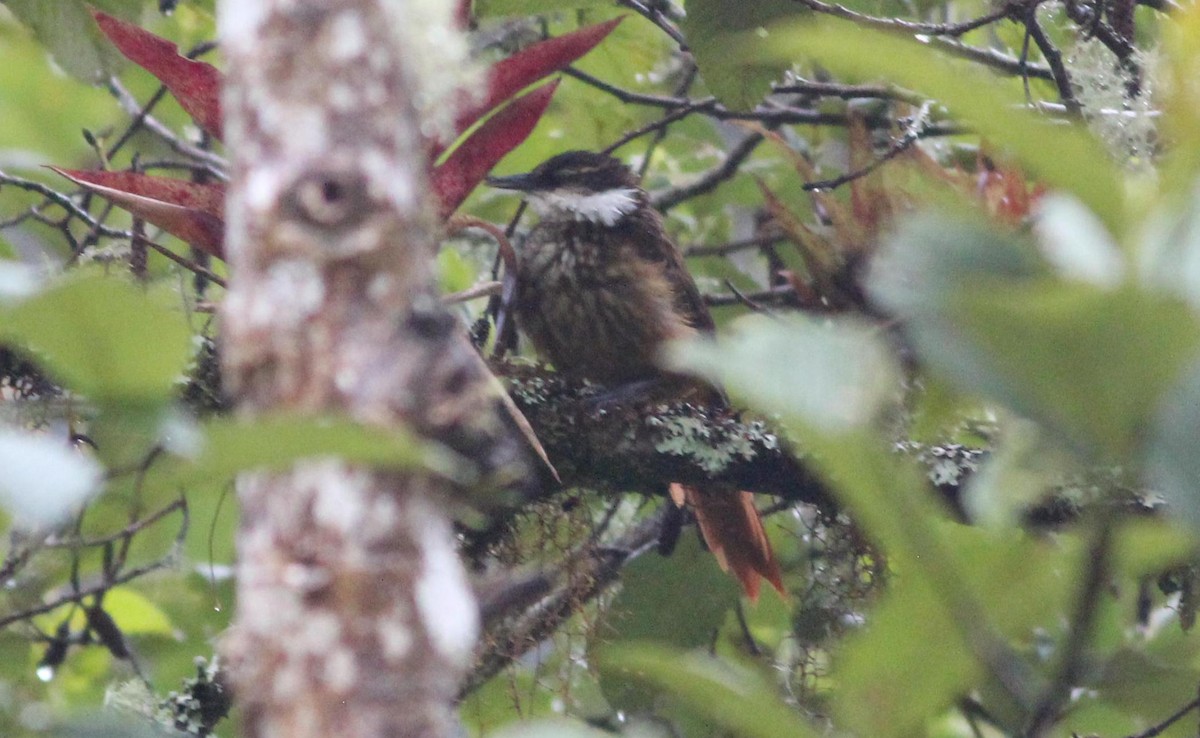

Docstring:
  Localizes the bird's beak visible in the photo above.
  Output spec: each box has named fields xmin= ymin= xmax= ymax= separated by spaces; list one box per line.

xmin=485 ymin=172 xmax=539 ymax=192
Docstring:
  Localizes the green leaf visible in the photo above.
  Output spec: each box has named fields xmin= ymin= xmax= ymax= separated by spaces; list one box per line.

xmin=597 ymin=534 xmax=741 ymax=712
xmin=872 ymin=214 xmax=1200 ymax=459
xmin=52 ymin=713 xmax=174 ymax=738
xmin=833 ymin=567 xmax=980 ymax=737
xmin=1092 ymin=646 xmax=1200 ymax=721
xmin=951 ymin=286 xmax=1198 ymax=457
xmin=1147 ymin=360 xmax=1200 ymax=530
xmin=597 ymin=643 xmax=819 ymax=738
xmin=607 ymin=534 xmax=741 ymax=646
xmin=0 ymin=428 xmax=103 ymax=527
xmin=437 ymin=247 xmax=476 ymax=295
xmin=0 ymin=274 xmax=193 ymax=407
xmin=1 ymin=0 xmax=141 ymax=83
xmin=1160 ymin=3 xmax=1200 ymax=190
xmin=667 ymin=314 xmax=899 ymax=432
xmin=101 ymin=587 xmax=174 ymax=636
xmin=1109 ymin=520 xmax=1197 ymax=580
xmin=160 ymin=414 xmax=469 ymax=489
xmin=0 ymin=23 xmax=125 ymax=169
xmin=961 ymin=419 xmax=1078 ymax=526
xmin=680 ymin=0 xmax=803 ymax=109
xmin=750 ymin=19 xmax=1126 ymax=233
xmin=834 ymin=517 xmax=1075 ymax=737
xmin=668 ymin=306 xmax=1078 ymax=736
xmin=1034 ymin=194 xmax=1126 ymax=287
xmin=1137 ymin=182 xmax=1200 ymax=313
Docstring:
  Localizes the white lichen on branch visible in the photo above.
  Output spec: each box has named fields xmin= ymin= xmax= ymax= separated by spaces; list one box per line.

xmin=648 ymin=410 xmax=775 ymax=475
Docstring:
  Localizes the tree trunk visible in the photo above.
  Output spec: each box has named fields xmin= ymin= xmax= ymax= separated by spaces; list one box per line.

xmin=217 ymin=2 xmax=485 ymax=736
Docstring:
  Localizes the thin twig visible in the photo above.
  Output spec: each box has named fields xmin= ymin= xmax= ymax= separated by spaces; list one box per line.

xmin=774 ymin=79 xmax=923 ymax=103
xmin=461 ymin=511 xmax=665 ymax=697
xmin=635 ymin=61 xmax=699 ymax=177
xmin=0 ymin=556 xmax=179 ymax=630
xmin=803 ymin=102 xmax=932 ymax=191
xmin=444 ymin=280 xmax=502 ymax=304
xmin=928 ymin=37 xmax=1054 ymax=79
xmin=106 ymin=79 xmax=229 ymax=177
xmin=1122 ymin=696 xmax=1200 ymax=738
xmin=133 ymin=232 xmax=227 ymax=287
xmin=653 ymin=133 xmax=765 ymax=211
xmin=567 ymin=67 xmax=968 ymax=136
xmin=722 ymin=280 xmax=775 ymax=314
xmin=46 ymin=499 xmax=184 ymax=550
xmin=790 ymin=0 xmax=1032 ymax=37
xmin=1024 ymin=515 xmax=1116 ymax=736
xmin=0 ymin=170 xmax=134 ymax=240
xmin=617 ymin=0 xmax=688 ymax=49
xmin=1023 ymin=8 xmax=1081 ymax=113
xmin=104 ymin=40 xmax=218 ymax=163
xmin=684 ymin=234 xmax=786 ymax=257
xmin=704 ymin=284 xmax=796 ymax=307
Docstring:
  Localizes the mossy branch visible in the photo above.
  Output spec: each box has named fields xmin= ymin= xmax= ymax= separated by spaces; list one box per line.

xmin=496 ymin=363 xmax=834 ymax=509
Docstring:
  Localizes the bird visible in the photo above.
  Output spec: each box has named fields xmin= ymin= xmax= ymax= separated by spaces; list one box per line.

xmin=487 ymin=150 xmax=785 ymax=600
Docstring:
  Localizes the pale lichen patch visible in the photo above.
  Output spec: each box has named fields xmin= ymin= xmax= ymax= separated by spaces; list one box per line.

xmin=300 ymin=611 xmax=343 ymax=654
xmin=329 ymin=83 xmax=359 ymax=112
xmin=377 ymin=612 xmax=413 ymax=662
xmin=649 ymin=413 xmax=761 ymax=474
xmin=323 ymin=647 xmax=358 ymax=692
xmin=271 ymin=656 xmax=306 ymax=701
xmin=334 ymin=366 xmax=361 ymax=394
xmin=365 ymin=494 xmax=400 ymax=537
xmin=311 ymin=463 xmax=371 ymax=533
xmin=327 ymin=12 xmax=367 ymax=61
xmin=282 ymin=563 xmax=333 ymax=594
xmin=412 ymin=500 xmax=479 ymax=668
xmin=216 ymin=0 xmax=268 ymax=48
xmin=245 ymin=168 xmax=280 ymax=211
xmin=264 ymin=259 xmax=325 ymax=318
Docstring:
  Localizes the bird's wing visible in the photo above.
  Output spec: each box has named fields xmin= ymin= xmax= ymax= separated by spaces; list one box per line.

xmin=625 ymin=208 xmax=715 ymax=334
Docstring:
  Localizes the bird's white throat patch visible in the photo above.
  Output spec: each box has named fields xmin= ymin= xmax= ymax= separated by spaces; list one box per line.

xmin=529 ymin=187 xmax=640 ymax=226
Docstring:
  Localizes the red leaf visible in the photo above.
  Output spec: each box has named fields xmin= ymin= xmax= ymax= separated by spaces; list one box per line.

xmin=91 ymin=9 xmax=224 ymax=141
xmin=50 ymin=168 xmax=226 ymax=259
xmin=455 ymin=0 xmax=471 ymax=28
xmin=445 ymin=17 xmax=622 ymax=146
xmin=432 ymin=80 xmax=560 ymax=219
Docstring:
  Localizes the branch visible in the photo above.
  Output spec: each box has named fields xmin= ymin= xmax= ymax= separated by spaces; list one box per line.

xmin=462 ymin=511 xmax=664 ymax=697
xmin=1022 ymin=8 xmax=1081 ymax=112
xmin=684 ymin=234 xmax=786 ymax=257
xmin=774 ymin=78 xmax=923 ymax=103
xmin=497 ymin=364 xmax=833 ymax=508
xmin=565 ymin=67 xmax=968 ymax=136
xmin=106 ymin=79 xmax=228 ymax=177
xmin=653 ymin=133 xmax=765 ymax=211
xmin=930 ymin=37 xmax=1053 ymax=79
xmin=790 ymin=0 xmax=1033 ymax=37
xmin=617 ymin=0 xmax=688 ymax=49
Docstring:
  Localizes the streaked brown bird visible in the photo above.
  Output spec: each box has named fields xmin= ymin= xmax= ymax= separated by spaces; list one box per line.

xmin=488 ymin=151 xmax=784 ymax=600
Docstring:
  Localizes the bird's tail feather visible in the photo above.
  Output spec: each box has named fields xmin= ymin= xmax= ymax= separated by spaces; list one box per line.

xmin=670 ymin=483 xmax=785 ymax=601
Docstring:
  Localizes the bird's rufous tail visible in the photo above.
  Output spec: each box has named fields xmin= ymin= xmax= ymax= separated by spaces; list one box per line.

xmin=669 ymin=483 xmax=785 ymax=601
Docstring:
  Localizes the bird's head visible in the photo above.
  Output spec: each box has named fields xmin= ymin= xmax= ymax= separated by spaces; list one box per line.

xmin=486 ymin=151 xmax=643 ymax=226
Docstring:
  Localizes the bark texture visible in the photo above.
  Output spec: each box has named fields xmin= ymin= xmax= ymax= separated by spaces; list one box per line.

xmin=218 ymin=2 xmax=508 ymax=736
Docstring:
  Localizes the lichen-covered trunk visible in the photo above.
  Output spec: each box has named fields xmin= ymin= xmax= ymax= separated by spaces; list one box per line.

xmin=217 ymin=2 xmax=483 ymax=736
